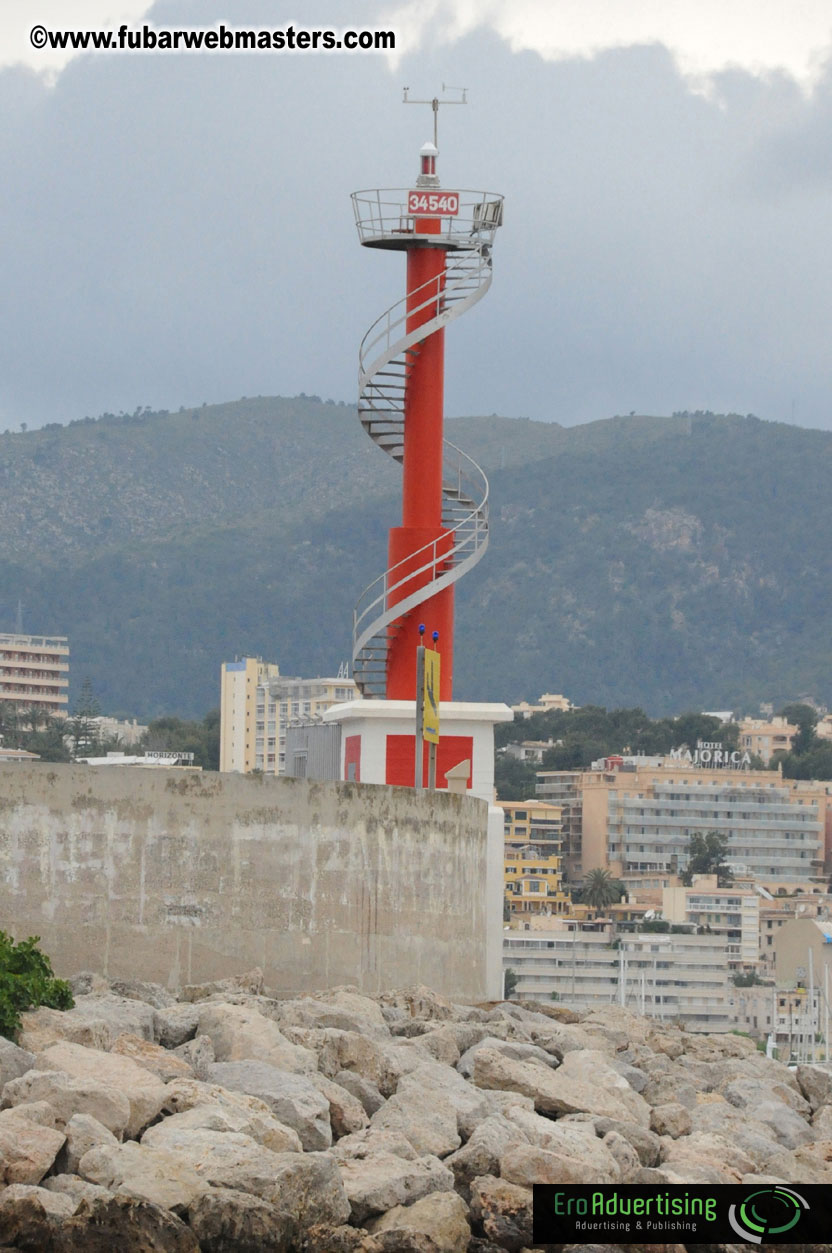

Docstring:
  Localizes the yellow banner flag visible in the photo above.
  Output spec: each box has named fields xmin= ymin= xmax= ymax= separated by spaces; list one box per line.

xmin=423 ymin=648 xmax=440 ymax=745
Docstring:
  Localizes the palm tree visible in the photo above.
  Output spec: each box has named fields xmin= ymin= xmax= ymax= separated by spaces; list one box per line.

xmin=582 ymin=868 xmax=625 ymax=910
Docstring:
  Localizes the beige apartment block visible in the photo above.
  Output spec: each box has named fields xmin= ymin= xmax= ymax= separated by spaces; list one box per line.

xmin=220 ymin=658 xmax=358 ymax=775
xmin=499 ymin=799 xmax=563 ymax=850
xmin=503 ymin=920 xmax=733 ymax=1032
xmin=511 ymin=693 xmax=573 ymax=718
xmin=738 ymin=717 xmax=798 ymax=763
xmin=774 ymin=916 xmax=832 ymax=987
xmin=662 ymin=874 xmax=760 ymax=969
xmin=537 ymin=759 xmax=826 ymax=888
xmin=0 ymin=633 xmax=69 ymax=719
xmin=219 ymin=657 xmax=279 ymax=773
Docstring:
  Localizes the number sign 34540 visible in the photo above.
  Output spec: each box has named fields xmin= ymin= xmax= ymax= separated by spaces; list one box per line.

xmin=408 ymin=191 xmax=459 ymax=216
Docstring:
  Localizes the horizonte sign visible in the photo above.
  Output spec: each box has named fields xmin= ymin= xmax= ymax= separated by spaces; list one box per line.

xmin=670 ymin=740 xmax=752 ymax=768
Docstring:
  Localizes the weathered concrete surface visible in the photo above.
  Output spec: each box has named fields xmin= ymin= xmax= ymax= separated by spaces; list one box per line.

xmin=0 ymin=766 xmax=496 ymax=1000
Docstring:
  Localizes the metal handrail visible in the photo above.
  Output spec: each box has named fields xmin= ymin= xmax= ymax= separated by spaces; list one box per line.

xmin=351 ymin=205 xmax=501 ymax=694
xmin=351 ymin=189 xmax=504 ymax=247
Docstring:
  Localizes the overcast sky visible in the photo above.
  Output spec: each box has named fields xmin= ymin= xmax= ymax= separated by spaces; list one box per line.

xmin=3 ymin=0 xmax=832 ymax=430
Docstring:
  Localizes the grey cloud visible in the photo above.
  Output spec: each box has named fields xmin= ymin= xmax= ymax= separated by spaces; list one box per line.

xmin=1 ymin=1 xmax=832 ymax=430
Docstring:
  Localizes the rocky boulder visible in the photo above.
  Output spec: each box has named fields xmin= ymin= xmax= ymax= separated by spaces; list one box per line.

xmin=206 ymin=1060 xmax=332 ymax=1150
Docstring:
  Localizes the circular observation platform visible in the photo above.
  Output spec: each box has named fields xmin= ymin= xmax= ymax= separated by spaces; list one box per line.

xmin=352 ymin=189 xmax=504 ymax=251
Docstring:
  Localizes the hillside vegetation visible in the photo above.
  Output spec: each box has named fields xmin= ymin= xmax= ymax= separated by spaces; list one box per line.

xmin=1 ymin=400 xmax=830 ymax=718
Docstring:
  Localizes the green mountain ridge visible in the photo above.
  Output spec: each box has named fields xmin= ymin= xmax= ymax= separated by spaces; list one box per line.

xmin=1 ymin=400 xmax=829 ymax=719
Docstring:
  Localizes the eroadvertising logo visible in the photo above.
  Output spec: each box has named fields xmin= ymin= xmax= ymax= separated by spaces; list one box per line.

xmin=727 ymin=1186 xmax=809 ymax=1244
xmin=533 ymin=1184 xmax=830 ymax=1245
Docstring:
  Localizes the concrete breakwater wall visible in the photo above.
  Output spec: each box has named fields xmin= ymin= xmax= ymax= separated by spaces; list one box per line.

xmin=0 ymin=766 xmax=497 ymax=1000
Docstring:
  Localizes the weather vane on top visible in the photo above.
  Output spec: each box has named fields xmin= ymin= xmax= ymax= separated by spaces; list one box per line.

xmin=402 ymin=84 xmax=468 ymax=148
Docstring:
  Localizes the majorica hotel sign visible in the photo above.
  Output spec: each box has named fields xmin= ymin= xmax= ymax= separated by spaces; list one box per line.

xmin=670 ymin=740 xmax=752 ymax=769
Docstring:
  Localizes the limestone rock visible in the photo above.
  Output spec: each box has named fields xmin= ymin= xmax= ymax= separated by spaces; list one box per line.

xmin=689 ymin=1098 xmax=788 ymax=1168
xmin=414 ymin=1025 xmax=462 ymax=1067
xmin=557 ymin=1049 xmax=651 ymax=1124
xmin=602 ymin=1129 xmax=642 ymax=1181
xmin=147 ymin=1097 xmax=302 ymax=1154
xmin=375 ymin=1039 xmax=436 ymax=1097
xmin=69 ymin=972 xmax=110 ymax=997
xmin=61 ymin=1113 xmax=119 ymax=1174
xmin=367 ymin=1190 xmax=470 ymax=1253
xmin=333 ymin=1126 xmax=419 ymax=1163
xmin=8 ymin=1098 xmax=58 ymax=1127
xmin=111 ymin=1032 xmax=194 ymax=1081
xmin=58 ymin=1194 xmax=200 ymax=1251
xmin=18 ymin=1006 xmax=110 ymax=1053
xmin=337 ymin=1150 xmax=455 ymax=1225
xmin=173 ymin=1033 xmax=215 ymax=1077
xmin=456 ymin=1037 xmax=558 ymax=1079
xmin=0 ymin=1037 xmax=36 ymax=1086
xmin=108 ymin=977 xmax=177 ymax=1010
xmin=304 ymin=1223 xmax=382 ymax=1253
xmin=500 ymin=1108 xmax=620 ymax=1179
xmin=650 ymin=1102 xmax=692 ymax=1139
xmin=445 ymin=1114 xmax=529 ymax=1193
xmin=180 ymin=967 xmax=265 ymax=1001
xmin=277 ymin=989 xmax=390 ymax=1038
xmin=472 ymin=1047 xmax=647 ymax=1124
xmin=378 ymin=987 xmax=455 ymax=1022
xmin=525 ymin=1021 xmax=602 ymax=1059
xmin=722 ymin=1074 xmax=811 ymax=1117
xmin=500 ymin=1141 xmax=615 ymax=1186
xmin=36 ymin=1041 xmax=167 ymax=1138
xmin=187 ymin=1186 xmax=289 ymax=1252
xmin=198 ymin=1002 xmax=317 ymax=1073
xmin=154 ymin=1002 xmax=202 ymax=1048
xmin=397 ymin=1060 xmax=491 ymax=1139
xmin=311 ymin=1028 xmax=387 ymax=1088
xmin=206 ymin=1060 xmax=332 ymax=1150
xmin=68 ymin=993 xmax=157 ymax=1044
xmin=481 ymin=1090 xmax=535 ymax=1118
xmin=660 ymin=1130 xmax=756 ymax=1180
xmin=1 ymin=1067 xmax=131 ymax=1137
xmin=642 ymin=1073 xmax=698 ymax=1109
xmin=0 ymin=1182 xmax=75 ymax=1218
xmin=469 ymin=1174 xmax=532 ymax=1253
xmin=310 ymin=1072 xmax=370 ymax=1138
xmin=78 ymin=1140 xmax=209 ymax=1210
xmin=371 ymin=1089 xmax=461 ymax=1159
xmin=266 ymin=1150 xmax=352 ymax=1231
xmin=335 ymin=1069 xmax=386 ymax=1117
xmin=41 ymin=1173 xmax=114 ymax=1207
xmin=812 ymin=1103 xmax=832 ymax=1137
xmin=647 ymin=1029 xmax=685 ymax=1059
xmin=141 ymin=1124 xmax=307 ymax=1201
xmin=797 ymin=1062 xmax=832 ymax=1112
xmin=0 ymin=1110 xmax=65 ymax=1183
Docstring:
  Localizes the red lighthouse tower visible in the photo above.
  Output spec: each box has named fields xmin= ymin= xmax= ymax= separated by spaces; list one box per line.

xmin=328 ymin=108 xmax=511 ymax=796
xmin=351 ymin=130 xmax=503 ymax=703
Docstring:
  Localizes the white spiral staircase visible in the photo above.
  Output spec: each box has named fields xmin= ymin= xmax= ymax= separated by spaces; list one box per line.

xmin=350 ymin=190 xmax=503 ymax=697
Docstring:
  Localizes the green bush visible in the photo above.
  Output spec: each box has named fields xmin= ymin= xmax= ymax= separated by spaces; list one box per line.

xmin=0 ymin=932 xmax=74 ymax=1041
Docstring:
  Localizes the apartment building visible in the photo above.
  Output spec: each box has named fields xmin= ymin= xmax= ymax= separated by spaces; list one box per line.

xmin=537 ymin=758 xmax=826 ymax=889
xmin=511 ymin=693 xmax=572 ymax=719
xmin=738 ymin=717 xmax=798 ymax=763
xmin=503 ymin=919 xmax=733 ymax=1032
xmin=500 ymin=800 xmax=563 ymax=851
xmin=219 ymin=658 xmax=280 ymax=773
xmin=504 ymin=846 xmax=569 ymax=921
xmin=0 ymin=633 xmax=69 ymax=719
xmin=220 ymin=658 xmax=357 ymax=775
xmin=662 ymin=874 xmax=760 ymax=970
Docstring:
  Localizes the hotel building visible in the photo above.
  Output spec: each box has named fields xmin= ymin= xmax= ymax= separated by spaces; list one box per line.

xmin=537 ymin=757 xmax=826 ymax=890
xmin=0 ymin=633 xmax=69 ymax=719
